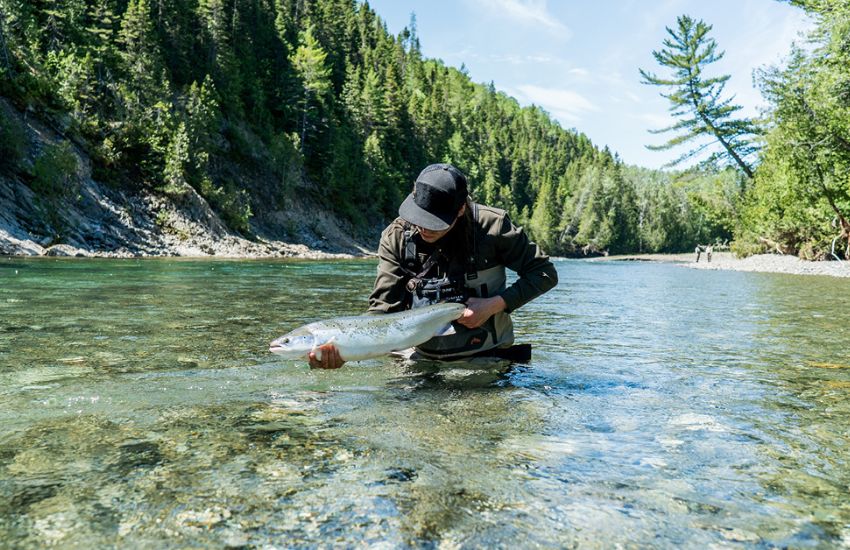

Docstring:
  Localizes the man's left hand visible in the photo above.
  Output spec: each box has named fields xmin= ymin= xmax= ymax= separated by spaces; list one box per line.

xmin=458 ymin=296 xmax=507 ymax=328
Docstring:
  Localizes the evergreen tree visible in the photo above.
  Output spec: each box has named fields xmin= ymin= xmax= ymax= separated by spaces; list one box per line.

xmin=41 ymin=0 xmax=87 ymax=53
xmin=83 ymin=0 xmax=118 ymax=86
xmin=292 ymin=24 xmax=331 ymax=154
xmin=118 ymin=0 xmax=162 ymax=107
xmin=198 ymin=0 xmax=242 ymax=108
xmin=0 ymin=3 xmax=14 ymax=79
xmin=640 ymin=15 xmax=758 ymax=178
xmin=1 ymin=0 xmax=739 ymax=255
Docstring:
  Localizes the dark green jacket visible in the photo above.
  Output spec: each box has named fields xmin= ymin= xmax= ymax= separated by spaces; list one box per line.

xmin=368 ymin=203 xmax=558 ymax=355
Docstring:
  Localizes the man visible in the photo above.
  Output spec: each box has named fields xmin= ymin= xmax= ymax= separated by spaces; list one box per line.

xmin=310 ymin=163 xmax=558 ymax=369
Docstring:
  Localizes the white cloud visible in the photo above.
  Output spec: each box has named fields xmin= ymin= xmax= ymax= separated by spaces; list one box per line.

xmin=637 ymin=3 xmax=815 ymax=119
xmin=480 ymin=53 xmax=567 ymax=65
xmin=634 ymin=112 xmax=672 ymax=130
xmin=514 ymin=84 xmax=599 ymax=123
xmin=470 ymin=0 xmax=570 ymax=34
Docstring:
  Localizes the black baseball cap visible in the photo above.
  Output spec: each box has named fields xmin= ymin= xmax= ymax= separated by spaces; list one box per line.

xmin=398 ymin=164 xmax=468 ymax=231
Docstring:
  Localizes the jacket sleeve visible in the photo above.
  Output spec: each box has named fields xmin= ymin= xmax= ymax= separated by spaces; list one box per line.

xmin=368 ymin=225 xmax=411 ymax=313
xmin=494 ymin=214 xmax=559 ymax=313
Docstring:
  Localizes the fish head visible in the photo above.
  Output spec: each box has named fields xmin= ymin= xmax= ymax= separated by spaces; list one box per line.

xmin=269 ymin=326 xmax=317 ymax=358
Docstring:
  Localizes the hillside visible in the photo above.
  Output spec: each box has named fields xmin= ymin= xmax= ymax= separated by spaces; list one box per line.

xmin=0 ymin=97 xmax=369 ymax=258
xmin=0 ymin=0 xmax=744 ymax=258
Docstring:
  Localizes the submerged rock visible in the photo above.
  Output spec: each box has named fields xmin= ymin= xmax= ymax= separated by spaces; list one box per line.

xmin=6 ymin=481 xmax=62 ymax=511
xmin=113 ymin=441 xmax=163 ymax=474
xmin=386 ymin=467 xmax=417 ymax=482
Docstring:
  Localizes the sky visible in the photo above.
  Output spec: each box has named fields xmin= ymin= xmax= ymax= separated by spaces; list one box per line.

xmin=366 ymin=0 xmax=814 ymax=169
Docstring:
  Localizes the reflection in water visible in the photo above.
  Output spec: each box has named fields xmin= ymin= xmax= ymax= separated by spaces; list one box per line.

xmin=1 ymin=257 xmax=850 ymax=547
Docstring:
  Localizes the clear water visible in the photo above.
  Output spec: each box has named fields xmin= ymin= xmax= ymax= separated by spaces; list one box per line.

xmin=1 ymin=257 xmax=849 ymax=548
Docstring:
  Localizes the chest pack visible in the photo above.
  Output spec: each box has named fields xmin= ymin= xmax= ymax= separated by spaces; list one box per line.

xmin=397 ymin=204 xmax=515 ymax=358
xmin=401 ymin=203 xmax=479 ymax=308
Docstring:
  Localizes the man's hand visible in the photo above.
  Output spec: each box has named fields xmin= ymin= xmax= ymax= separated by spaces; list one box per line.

xmin=308 ymin=344 xmax=345 ymax=369
xmin=458 ymin=296 xmax=507 ymax=329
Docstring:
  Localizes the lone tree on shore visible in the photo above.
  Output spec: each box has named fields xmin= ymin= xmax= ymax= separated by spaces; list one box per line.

xmin=640 ymin=15 xmax=759 ymax=179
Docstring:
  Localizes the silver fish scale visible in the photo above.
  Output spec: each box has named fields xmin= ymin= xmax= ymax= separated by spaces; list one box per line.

xmin=271 ymin=303 xmax=466 ymax=362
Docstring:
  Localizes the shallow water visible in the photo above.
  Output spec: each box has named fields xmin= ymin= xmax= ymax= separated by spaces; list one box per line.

xmin=1 ymin=257 xmax=849 ymax=548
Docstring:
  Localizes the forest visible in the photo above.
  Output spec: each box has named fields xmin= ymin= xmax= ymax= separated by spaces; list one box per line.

xmin=0 ymin=0 xmax=846 ymax=259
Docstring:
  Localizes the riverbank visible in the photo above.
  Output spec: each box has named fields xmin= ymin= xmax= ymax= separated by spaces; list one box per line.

xmin=0 ymin=177 xmax=369 ymax=259
xmin=603 ymin=252 xmax=850 ymax=278
xmin=0 ymin=97 xmax=378 ymax=260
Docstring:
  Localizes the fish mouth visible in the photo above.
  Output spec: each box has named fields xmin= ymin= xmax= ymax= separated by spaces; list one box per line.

xmin=269 ymin=344 xmax=293 ymax=355
xmin=269 ymin=344 xmax=303 ymax=358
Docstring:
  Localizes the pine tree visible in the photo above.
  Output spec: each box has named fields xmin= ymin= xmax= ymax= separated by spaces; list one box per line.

xmin=198 ymin=0 xmax=241 ymax=108
xmin=118 ymin=0 xmax=162 ymax=107
xmin=292 ymin=24 xmax=331 ymax=154
xmin=84 ymin=0 xmax=118 ymax=84
xmin=41 ymin=0 xmax=87 ymax=53
xmin=640 ymin=15 xmax=758 ymax=178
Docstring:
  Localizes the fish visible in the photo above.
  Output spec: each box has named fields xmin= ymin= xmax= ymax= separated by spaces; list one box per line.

xmin=269 ymin=302 xmax=466 ymax=362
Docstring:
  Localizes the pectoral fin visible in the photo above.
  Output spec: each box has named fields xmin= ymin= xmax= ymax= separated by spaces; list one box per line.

xmin=432 ymin=323 xmax=456 ymax=337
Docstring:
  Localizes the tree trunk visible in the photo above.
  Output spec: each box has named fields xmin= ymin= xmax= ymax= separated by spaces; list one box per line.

xmin=696 ymin=108 xmax=754 ymax=179
xmin=300 ymin=90 xmax=310 ymax=155
xmin=758 ymin=236 xmax=786 ymax=255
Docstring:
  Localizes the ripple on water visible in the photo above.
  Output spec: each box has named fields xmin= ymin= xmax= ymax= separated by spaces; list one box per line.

xmin=2 ymin=258 xmax=850 ymax=547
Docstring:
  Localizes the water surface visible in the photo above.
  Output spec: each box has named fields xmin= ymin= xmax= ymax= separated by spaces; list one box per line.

xmin=1 ymin=257 xmax=849 ymax=547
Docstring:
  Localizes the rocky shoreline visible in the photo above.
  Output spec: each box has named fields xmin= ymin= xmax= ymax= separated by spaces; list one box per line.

xmin=0 ymin=175 xmax=371 ymax=260
xmin=0 ymin=97 xmax=377 ymax=261
xmin=0 ymin=157 xmax=374 ymax=260
xmin=604 ymin=252 xmax=850 ymax=278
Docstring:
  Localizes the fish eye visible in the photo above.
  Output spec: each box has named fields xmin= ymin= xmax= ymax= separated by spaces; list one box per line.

xmin=283 ymin=338 xmax=290 ymax=344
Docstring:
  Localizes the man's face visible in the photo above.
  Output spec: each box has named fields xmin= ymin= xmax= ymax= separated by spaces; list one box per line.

xmin=416 ymin=205 xmax=465 ymax=243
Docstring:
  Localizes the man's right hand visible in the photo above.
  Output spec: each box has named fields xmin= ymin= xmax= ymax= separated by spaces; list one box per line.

xmin=308 ymin=344 xmax=345 ymax=369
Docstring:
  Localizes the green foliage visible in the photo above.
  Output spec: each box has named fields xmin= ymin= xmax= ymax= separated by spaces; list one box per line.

xmin=1 ymin=0 xmax=741 ymax=253
xmin=199 ymin=177 xmax=253 ymax=235
xmin=47 ymin=48 xmax=99 ymax=131
xmin=32 ymin=141 xmax=79 ymax=197
xmin=0 ymin=107 xmax=26 ymax=171
xmin=737 ymin=1 xmax=850 ymax=259
xmin=640 ymin=15 xmax=759 ymax=178
xmin=162 ymin=121 xmax=191 ymax=194
xmin=118 ymin=0 xmax=161 ymax=105
xmin=293 ymin=24 xmax=332 ymax=155
xmin=623 ymin=166 xmax=740 ymax=252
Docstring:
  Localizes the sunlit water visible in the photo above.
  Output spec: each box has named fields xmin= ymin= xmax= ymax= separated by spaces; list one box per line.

xmin=1 ymin=257 xmax=849 ymax=548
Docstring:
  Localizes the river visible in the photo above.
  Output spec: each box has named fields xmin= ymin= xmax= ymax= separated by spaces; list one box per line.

xmin=1 ymin=257 xmax=848 ymax=548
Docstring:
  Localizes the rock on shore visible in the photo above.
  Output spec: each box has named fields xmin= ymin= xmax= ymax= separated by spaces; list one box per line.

xmin=603 ymin=252 xmax=850 ymax=278
xmin=687 ymin=252 xmax=850 ymax=278
xmin=0 ymin=98 xmax=375 ymax=260
xmin=0 ymin=174 xmax=369 ymax=259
